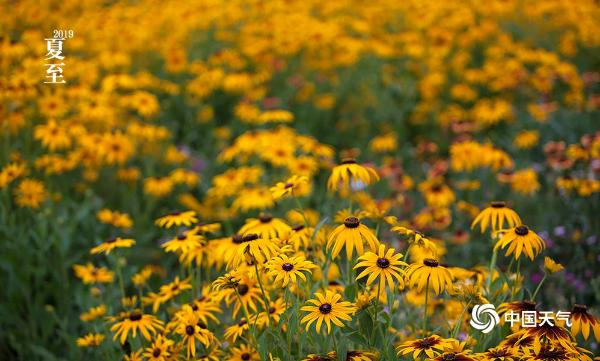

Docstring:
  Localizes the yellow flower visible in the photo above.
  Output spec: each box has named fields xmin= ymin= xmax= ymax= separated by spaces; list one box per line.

xmin=270 ymin=175 xmax=309 ymax=200
xmin=80 ymin=304 xmax=106 ymax=322
xmin=14 ymin=178 xmax=47 ymax=208
xmin=514 ymin=130 xmax=540 ymax=149
xmin=76 ymin=333 xmax=104 ymax=347
xmin=396 ymin=335 xmax=448 ymax=359
xmin=90 ymin=237 xmax=135 ymax=255
xmin=511 ymin=169 xmax=540 ymax=195
xmin=238 ymin=213 xmax=292 ymax=239
xmin=142 ymin=334 xmax=173 ymax=361
xmin=327 ymin=158 xmax=379 ymax=192
xmin=300 ymin=290 xmax=356 ymax=334
xmin=406 ymin=258 xmax=453 ymax=295
xmin=327 ymin=216 xmax=379 ymax=260
xmin=354 ymin=244 xmax=407 ymax=291
xmin=174 ymin=305 xmax=215 ymax=358
xmin=109 ymin=310 xmax=164 ymax=344
xmin=544 ymin=257 xmax=564 ymax=274
xmin=266 ymin=254 xmax=316 ymax=287
xmin=228 ymin=233 xmax=281 ymax=268
xmin=470 ymin=201 xmax=521 ymax=233
xmin=494 ymin=225 xmax=546 ymax=260
xmin=34 ymin=119 xmax=71 ymax=151
xmin=96 ymin=209 xmax=133 ymax=229
xmin=73 ymin=263 xmax=114 ymax=284
xmin=155 ymin=210 xmax=198 ymax=228
xmin=570 ymin=304 xmax=600 ymax=341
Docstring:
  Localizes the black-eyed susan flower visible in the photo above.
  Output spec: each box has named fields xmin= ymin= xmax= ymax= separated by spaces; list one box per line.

xmin=228 ymin=344 xmax=260 ymax=361
xmin=521 ymin=344 xmax=579 ymax=361
xmin=300 ymin=290 xmax=356 ymax=334
xmin=327 ymin=158 xmax=379 ymax=192
xmin=431 ymin=351 xmax=476 ymax=361
xmin=522 ymin=322 xmax=575 ymax=353
xmin=326 ymin=350 xmax=379 ymax=360
xmin=142 ymin=334 xmax=174 ymax=361
xmin=96 ymin=209 xmax=133 ymax=229
xmin=90 ymin=237 xmax=135 ymax=255
xmin=396 ymin=335 xmax=448 ymax=359
xmin=406 ymin=258 xmax=453 ymax=295
xmin=174 ymin=305 xmax=214 ymax=357
xmin=493 ymin=225 xmax=546 ymax=260
xmin=270 ymin=175 xmax=309 ymax=200
xmin=354 ymin=244 xmax=407 ymax=291
xmin=14 ymin=178 xmax=47 ymax=208
xmin=418 ymin=178 xmax=456 ymax=208
xmin=266 ymin=254 xmax=316 ymax=287
xmin=223 ymin=278 xmax=265 ymax=318
xmin=80 ymin=304 xmax=106 ymax=322
xmin=155 ymin=210 xmax=198 ymax=228
xmin=228 ymin=233 xmax=281 ymax=268
xmin=157 ymin=276 xmax=192 ymax=303
xmin=76 ymin=333 xmax=104 ymax=347
xmin=327 ymin=216 xmax=379 ymax=259
xmin=477 ymin=347 xmax=517 ymax=361
xmin=73 ymin=263 xmax=114 ymax=284
xmin=239 ymin=213 xmax=292 ymax=239
xmin=224 ymin=318 xmax=249 ymax=342
xmin=544 ymin=257 xmax=564 ymax=274
xmin=570 ymin=304 xmax=600 ymax=341
xmin=471 ymin=201 xmax=521 ymax=233
xmin=252 ymin=298 xmax=287 ymax=327
xmin=123 ymin=350 xmax=143 ymax=361
xmin=109 ymin=310 xmax=164 ymax=344
xmin=162 ymin=231 xmax=203 ymax=254
xmin=391 ymin=226 xmax=438 ymax=256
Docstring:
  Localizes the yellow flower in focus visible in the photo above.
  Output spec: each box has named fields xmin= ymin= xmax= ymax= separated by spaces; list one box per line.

xmin=406 ymin=258 xmax=453 ymax=295
xmin=327 ymin=216 xmax=379 ymax=260
xmin=354 ymin=244 xmax=407 ymax=291
xmin=471 ymin=201 xmax=521 ymax=233
xmin=300 ymin=290 xmax=356 ymax=334
xmin=494 ymin=225 xmax=546 ymax=260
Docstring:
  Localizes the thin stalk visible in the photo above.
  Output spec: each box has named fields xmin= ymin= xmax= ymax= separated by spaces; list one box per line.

xmin=531 ymin=273 xmax=547 ymax=301
xmin=452 ymin=300 xmax=471 ymax=338
xmin=235 ymin=288 xmax=256 ymax=346
xmin=331 ymin=331 xmax=339 ymax=359
xmin=253 ymin=260 xmax=273 ymax=325
xmin=422 ymin=277 xmax=430 ymax=337
xmin=486 ymin=250 xmax=498 ymax=294
xmin=293 ymin=193 xmax=309 ymax=228
xmin=371 ymin=280 xmax=382 ymax=345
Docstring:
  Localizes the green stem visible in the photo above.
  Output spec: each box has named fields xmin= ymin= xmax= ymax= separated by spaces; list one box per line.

xmin=235 ymin=288 xmax=256 ymax=346
xmin=422 ymin=277 xmax=430 ymax=337
xmin=189 ymin=264 xmax=195 ymax=302
xmin=531 ymin=273 xmax=547 ymax=301
xmin=331 ymin=331 xmax=339 ymax=358
xmin=253 ymin=260 xmax=273 ymax=325
xmin=371 ymin=280 xmax=382 ymax=345
xmin=486 ymin=250 xmax=498 ymax=295
xmin=293 ymin=194 xmax=309 ymax=228
xmin=451 ymin=301 xmax=471 ymax=338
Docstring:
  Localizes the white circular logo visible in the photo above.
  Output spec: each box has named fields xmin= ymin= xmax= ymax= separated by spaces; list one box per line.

xmin=470 ymin=304 xmax=500 ymax=334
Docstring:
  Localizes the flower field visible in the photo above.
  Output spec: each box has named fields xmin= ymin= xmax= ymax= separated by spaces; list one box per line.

xmin=2 ymin=0 xmax=600 ymax=360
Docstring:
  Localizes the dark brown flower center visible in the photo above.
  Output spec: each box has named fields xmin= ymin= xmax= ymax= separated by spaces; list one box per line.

xmin=269 ymin=306 xmax=276 ymax=314
xmin=442 ymin=353 xmax=456 ymax=361
xmin=490 ymin=201 xmax=506 ymax=208
xmin=515 ymin=225 xmax=529 ymax=236
xmin=341 ymin=158 xmax=357 ymax=164
xmin=344 ymin=217 xmax=360 ymax=228
xmin=259 ymin=213 xmax=273 ymax=223
xmin=292 ymin=224 xmax=305 ymax=231
xmin=232 ymin=234 xmax=244 ymax=244
xmin=129 ymin=312 xmax=142 ymax=321
xmin=522 ymin=300 xmax=537 ymax=311
xmin=198 ymin=322 xmax=207 ymax=329
xmin=242 ymin=233 xmax=259 ymax=242
xmin=424 ymin=258 xmax=439 ymax=267
xmin=573 ymin=304 xmax=587 ymax=314
xmin=237 ymin=284 xmax=249 ymax=296
xmin=376 ymin=258 xmax=390 ymax=268
xmin=185 ymin=325 xmax=195 ymax=335
xmin=177 ymin=234 xmax=187 ymax=240
xmin=241 ymin=353 xmax=251 ymax=361
xmin=238 ymin=319 xmax=247 ymax=326
xmin=282 ymin=262 xmax=294 ymax=271
xmin=284 ymin=182 xmax=294 ymax=188
xmin=106 ymin=237 xmax=117 ymax=243
xmin=152 ymin=348 xmax=161 ymax=357
xmin=416 ymin=337 xmax=437 ymax=348
xmin=319 ymin=303 xmax=332 ymax=314
xmin=170 ymin=211 xmax=181 ymax=216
